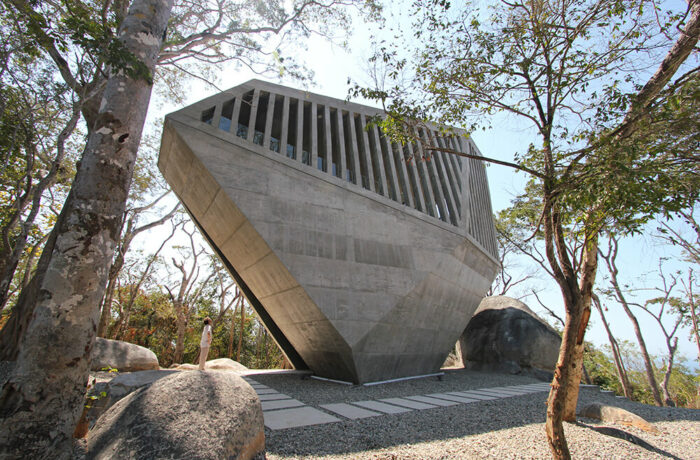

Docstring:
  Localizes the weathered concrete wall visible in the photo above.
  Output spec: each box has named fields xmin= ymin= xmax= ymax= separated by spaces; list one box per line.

xmin=159 ymin=80 xmax=499 ymax=383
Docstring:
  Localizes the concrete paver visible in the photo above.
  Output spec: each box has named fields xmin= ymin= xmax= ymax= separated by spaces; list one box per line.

xmin=467 ymin=389 xmax=520 ymax=397
xmin=261 ymin=398 xmax=305 ymax=411
xmin=427 ymin=393 xmax=479 ymax=404
xmin=404 ymin=395 xmax=459 ymax=407
xmin=263 ymin=406 xmax=342 ymax=430
xmin=259 ymin=393 xmax=292 ymax=401
xmin=379 ymin=397 xmax=437 ymax=410
xmin=256 ymin=388 xmax=279 ymax=395
xmin=449 ymin=391 xmax=497 ymax=401
xmin=320 ymin=403 xmax=383 ymax=419
xmin=352 ymin=400 xmax=413 ymax=414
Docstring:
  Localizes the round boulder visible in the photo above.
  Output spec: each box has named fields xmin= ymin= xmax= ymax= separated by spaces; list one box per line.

xmin=175 ymin=358 xmax=248 ymax=372
xmin=459 ymin=296 xmax=561 ymax=375
xmin=88 ymin=371 xmax=265 ymax=459
xmin=91 ymin=338 xmax=159 ymax=372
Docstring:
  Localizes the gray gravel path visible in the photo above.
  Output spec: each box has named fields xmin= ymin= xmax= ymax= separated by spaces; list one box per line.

xmin=255 ymin=369 xmax=700 ymax=460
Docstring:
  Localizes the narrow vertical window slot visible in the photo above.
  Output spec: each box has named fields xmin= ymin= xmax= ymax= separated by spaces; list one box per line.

xmin=218 ymin=99 xmax=235 ymax=131
xmin=253 ymin=91 xmax=270 ymax=145
xmin=302 ymin=102 xmax=312 ymax=165
xmin=330 ymin=108 xmax=342 ymax=178
xmin=287 ymin=98 xmax=298 ymax=160
xmin=236 ymin=90 xmax=254 ymax=138
xmin=342 ymin=112 xmax=356 ymax=183
xmin=201 ymin=107 xmax=215 ymax=125
xmin=269 ymin=95 xmax=284 ymax=153
xmin=316 ymin=104 xmax=327 ymax=172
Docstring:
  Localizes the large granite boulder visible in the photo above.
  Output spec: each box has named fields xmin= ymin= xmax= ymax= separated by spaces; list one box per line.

xmin=88 ymin=371 xmax=265 ymax=459
xmin=81 ymin=370 xmax=180 ymax=433
xmin=91 ymin=338 xmax=159 ymax=372
xmin=459 ymin=296 xmax=561 ymax=376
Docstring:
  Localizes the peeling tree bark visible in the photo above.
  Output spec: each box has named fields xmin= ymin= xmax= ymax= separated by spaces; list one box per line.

xmin=0 ymin=0 xmax=173 ymax=457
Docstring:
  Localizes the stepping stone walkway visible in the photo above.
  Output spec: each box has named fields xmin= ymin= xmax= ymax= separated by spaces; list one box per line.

xmin=242 ymin=376 xmax=551 ymax=431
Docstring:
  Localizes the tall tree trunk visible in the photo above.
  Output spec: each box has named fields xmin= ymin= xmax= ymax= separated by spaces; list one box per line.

xmin=543 ymin=191 xmax=598 ymax=459
xmin=228 ymin=306 xmax=236 ymax=358
xmin=174 ymin=308 xmax=186 ymax=364
xmin=660 ymin=338 xmax=678 ymax=407
xmin=622 ymin=303 xmax=663 ymax=404
xmin=601 ymin=238 xmax=664 ymax=406
xmin=592 ymin=293 xmax=632 ymax=398
xmin=0 ymin=0 xmax=172 ymax=456
xmin=237 ymin=301 xmax=245 ymax=362
xmin=97 ymin=276 xmax=118 ymax=337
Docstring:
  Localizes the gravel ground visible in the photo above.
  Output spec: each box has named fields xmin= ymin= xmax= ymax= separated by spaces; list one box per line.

xmin=255 ymin=370 xmax=700 ymax=460
xmin=3 ymin=363 xmax=698 ymax=458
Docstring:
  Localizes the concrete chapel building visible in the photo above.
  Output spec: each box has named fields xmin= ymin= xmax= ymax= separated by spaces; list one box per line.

xmin=158 ymin=80 xmax=499 ymax=383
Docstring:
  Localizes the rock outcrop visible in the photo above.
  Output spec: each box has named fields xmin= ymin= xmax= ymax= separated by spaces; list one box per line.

xmin=459 ymin=296 xmax=561 ymax=376
xmin=88 ymin=371 xmax=265 ymax=459
xmin=91 ymin=338 xmax=159 ymax=372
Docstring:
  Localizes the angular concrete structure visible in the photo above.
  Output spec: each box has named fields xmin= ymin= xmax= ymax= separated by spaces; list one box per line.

xmin=158 ymin=80 xmax=499 ymax=383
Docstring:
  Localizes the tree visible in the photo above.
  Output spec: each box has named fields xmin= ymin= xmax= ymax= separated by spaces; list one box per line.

xmin=0 ymin=0 xmax=173 ymax=456
xmin=354 ymin=0 xmax=699 ymax=457
xmin=0 ymin=74 xmax=79 ymax=312
xmin=109 ymin=222 xmax=175 ymax=340
xmin=641 ymin=261 xmax=694 ymax=406
xmin=163 ymin=224 xmax=214 ymax=364
xmin=488 ymin=213 xmax=538 ymax=297
xmin=598 ymin=235 xmax=664 ymax=405
xmin=591 ymin=292 xmax=633 ymax=399
xmin=96 ymin=188 xmax=179 ymax=338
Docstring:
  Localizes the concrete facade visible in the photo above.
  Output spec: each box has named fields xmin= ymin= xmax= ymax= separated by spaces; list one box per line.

xmin=158 ymin=80 xmax=499 ymax=383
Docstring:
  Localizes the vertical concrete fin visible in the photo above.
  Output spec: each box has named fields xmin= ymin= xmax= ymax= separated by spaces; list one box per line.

xmin=334 ymin=108 xmax=347 ymax=180
xmin=279 ymin=96 xmax=290 ymax=157
xmin=379 ymin=130 xmax=400 ymax=202
xmin=392 ymin=141 xmax=414 ymax=208
xmin=369 ymin=124 xmax=389 ymax=197
xmin=310 ymin=101 xmax=318 ymax=170
xmin=263 ymin=92 xmax=276 ymax=150
xmin=246 ymin=88 xmax=260 ymax=142
xmin=357 ymin=114 xmax=376 ymax=192
xmin=347 ymin=113 xmax=363 ymax=187
xmin=405 ymin=142 xmax=426 ymax=212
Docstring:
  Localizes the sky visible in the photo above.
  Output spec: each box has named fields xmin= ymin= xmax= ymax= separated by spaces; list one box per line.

xmin=143 ymin=0 xmax=699 ymax=371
